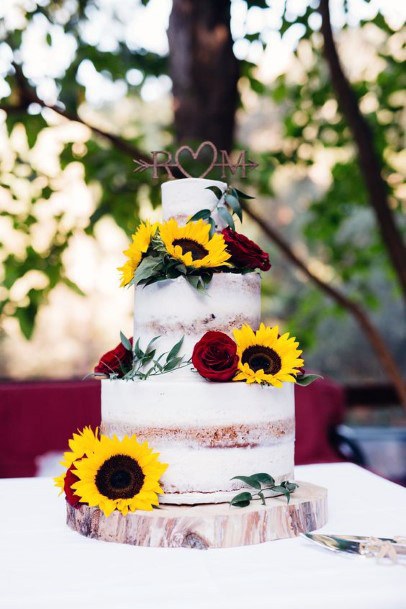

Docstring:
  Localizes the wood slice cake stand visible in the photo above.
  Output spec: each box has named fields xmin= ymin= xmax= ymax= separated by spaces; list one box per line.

xmin=66 ymin=481 xmax=327 ymax=549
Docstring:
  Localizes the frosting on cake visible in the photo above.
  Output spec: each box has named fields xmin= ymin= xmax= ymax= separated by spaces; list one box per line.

xmin=101 ymin=378 xmax=294 ymax=504
xmin=133 ymin=272 xmax=260 ymax=366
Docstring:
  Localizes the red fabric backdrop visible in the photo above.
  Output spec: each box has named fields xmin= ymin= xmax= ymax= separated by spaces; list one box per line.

xmin=0 ymin=378 xmax=345 ymax=478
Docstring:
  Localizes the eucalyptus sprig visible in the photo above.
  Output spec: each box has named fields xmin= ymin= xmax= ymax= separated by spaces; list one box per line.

xmin=230 ymin=473 xmax=298 ymax=507
xmin=118 ymin=333 xmax=192 ymax=381
xmin=188 ymin=185 xmax=254 ymax=236
xmin=295 ymin=373 xmax=323 ymax=387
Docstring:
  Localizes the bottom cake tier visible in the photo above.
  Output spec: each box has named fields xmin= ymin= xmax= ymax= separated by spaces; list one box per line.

xmin=101 ymin=378 xmax=295 ymax=504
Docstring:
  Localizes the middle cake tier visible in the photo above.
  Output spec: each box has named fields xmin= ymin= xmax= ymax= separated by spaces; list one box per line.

xmin=133 ymin=272 xmax=261 ymax=363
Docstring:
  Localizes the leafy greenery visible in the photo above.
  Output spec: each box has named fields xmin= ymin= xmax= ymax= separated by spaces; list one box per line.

xmin=131 ymin=232 xmax=215 ymax=293
xmin=117 ymin=334 xmax=191 ymax=380
xmin=188 ymin=185 xmax=252 ymax=235
xmin=244 ymin=6 xmax=405 ymax=327
xmin=296 ymin=373 xmax=323 ymax=387
xmin=230 ymin=473 xmax=298 ymax=507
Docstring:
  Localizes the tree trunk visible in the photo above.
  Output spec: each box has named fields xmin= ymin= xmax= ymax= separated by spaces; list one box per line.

xmin=319 ymin=0 xmax=406 ymax=301
xmin=167 ymin=0 xmax=239 ymax=151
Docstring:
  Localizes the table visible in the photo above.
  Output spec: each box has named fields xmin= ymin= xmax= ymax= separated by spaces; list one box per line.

xmin=1 ymin=463 xmax=405 ymax=609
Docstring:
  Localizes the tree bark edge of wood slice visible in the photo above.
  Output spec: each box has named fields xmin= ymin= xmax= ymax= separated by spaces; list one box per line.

xmin=66 ymin=481 xmax=327 ymax=549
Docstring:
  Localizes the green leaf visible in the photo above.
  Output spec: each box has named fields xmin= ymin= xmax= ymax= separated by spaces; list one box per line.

xmin=151 ymin=359 xmax=163 ymax=372
xmin=230 ymin=492 xmax=252 ymax=507
xmin=134 ymin=256 xmax=163 ymax=284
xmin=144 ymin=336 xmax=160 ymax=354
xmin=271 ymin=485 xmax=292 ymax=503
xmin=120 ymin=332 xmax=132 ymax=351
xmin=166 ymin=337 xmax=184 ymax=362
xmin=281 ymin=481 xmax=298 ymax=492
xmin=232 ymin=188 xmax=255 ymax=200
xmin=205 ymin=186 xmax=224 ymax=199
xmin=208 ymin=217 xmax=216 ymax=237
xmin=231 ymin=499 xmax=251 ymax=508
xmin=218 ymin=206 xmax=235 ymax=231
xmin=250 ymin=473 xmax=275 ymax=486
xmin=24 ymin=114 xmax=48 ymax=149
xmin=141 ymin=349 xmax=156 ymax=364
xmin=41 ymin=186 xmax=53 ymax=200
xmin=188 ymin=209 xmax=211 ymax=223
xmin=163 ymin=356 xmax=183 ymax=371
xmin=133 ymin=338 xmax=144 ymax=360
xmin=231 ymin=475 xmax=261 ymax=490
xmin=200 ymin=270 xmax=213 ymax=286
xmin=258 ymin=491 xmax=266 ymax=505
xmin=175 ymin=263 xmax=187 ymax=275
xmin=225 ymin=193 xmax=243 ymax=223
xmin=15 ymin=305 xmax=36 ymax=340
xmin=296 ymin=373 xmax=323 ymax=386
xmin=186 ymin=275 xmax=204 ymax=291
xmin=142 ymin=275 xmax=167 ymax=287
xmin=166 ymin=262 xmax=183 ymax=279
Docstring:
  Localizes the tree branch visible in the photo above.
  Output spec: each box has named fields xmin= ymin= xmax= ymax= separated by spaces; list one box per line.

xmin=242 ymin=201 xmax=406 ymax=407
xmin=5 ymin=62 xmax=151 ymax=163
xmin=319 ymin=0 xmax=406 ymax=300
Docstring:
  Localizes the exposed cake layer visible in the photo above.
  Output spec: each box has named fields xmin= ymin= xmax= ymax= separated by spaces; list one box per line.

xmin=133 ymin=272 xmax=261 ymax=366
xmin=162 ymin=178 xmax=227 ymax=226
xmin=102 ymin=419 xmax=294 ymax=449
xmin=101 ymin=378 xmax=295 ymax=504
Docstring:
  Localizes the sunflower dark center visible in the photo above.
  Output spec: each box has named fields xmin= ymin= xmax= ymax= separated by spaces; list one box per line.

xmin=241 ymin=346 xmax=282 ymax=374
xmin=173 ymin=238 xmax=208 ymax=260
xmin=95 ymin=454 xmax=145 ymax=500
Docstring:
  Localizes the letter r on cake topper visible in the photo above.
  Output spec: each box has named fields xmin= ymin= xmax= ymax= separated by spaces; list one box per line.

xmin=133 ymin=141 xmax=258 ymax=179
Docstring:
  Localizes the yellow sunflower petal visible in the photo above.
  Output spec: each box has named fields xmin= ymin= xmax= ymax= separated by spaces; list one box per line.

xmin=72 ymin=433 xmax=167 ymax=516
xmin=60 ymin=426 xmax=100 ymax=469
xmin=131 ymin=221 xmax=158 ymax=253
xmin=54 ymin=473 xmax=66 ymax=492
xmin=159 ymin=218 xmax=231 ymax=269
xmin=118 ymin=221 xmax=157 ymax=287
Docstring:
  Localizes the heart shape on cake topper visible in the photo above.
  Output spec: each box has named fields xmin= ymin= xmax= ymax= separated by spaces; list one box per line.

xmin=133 ymin=141 xmax=258 ymax=179
xmin=175 ymin=141 xmax=217 ymax=179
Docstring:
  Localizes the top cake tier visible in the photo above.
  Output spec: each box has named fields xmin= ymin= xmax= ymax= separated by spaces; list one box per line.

xmin=162 ymin=178 xmax=227 ymax=226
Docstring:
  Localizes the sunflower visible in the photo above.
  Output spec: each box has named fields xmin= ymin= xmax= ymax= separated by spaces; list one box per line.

xmin=118 ymin=250 xmax=141 ymax=287
xmin=159 ymin=218 xmax=231 ymax=269
xmin=232 ymin=323 xmax=304 ymax=387
xmin=118 ymin=221 xmax=158 ymax=286
xmin=71 ymin=434 xmax=168 ymax=516
xmin=54 ymin=426 xmax=100 ymax=491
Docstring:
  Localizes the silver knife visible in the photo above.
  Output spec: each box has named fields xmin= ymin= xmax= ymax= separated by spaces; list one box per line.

xmin=302 ymin=533 xmax=406 ymax=556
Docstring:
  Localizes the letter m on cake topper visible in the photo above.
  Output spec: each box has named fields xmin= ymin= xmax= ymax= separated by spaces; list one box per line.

xmin=133 ymin=141 xmax=258 ymax=179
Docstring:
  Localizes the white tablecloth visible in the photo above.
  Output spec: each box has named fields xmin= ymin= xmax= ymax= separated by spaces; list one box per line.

xmin=1 ymin=463 xmax=405 ymax=609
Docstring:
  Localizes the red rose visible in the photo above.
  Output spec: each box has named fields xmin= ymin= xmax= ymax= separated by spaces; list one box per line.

xmin=192 ymin=331 xmax=239 ymax=382
xmin=64 ymin=463 xmax=82 ymax=508
xmin=94 ymin=338 xmax=133 ymax=376
xmin=222 ymin=227 xmax=271 ymax=271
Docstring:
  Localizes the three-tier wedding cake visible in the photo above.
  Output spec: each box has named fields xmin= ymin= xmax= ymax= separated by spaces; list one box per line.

xmin=101 ymin=178 xmax=296 ymax=504
xmin=56 ymin=172 xmax=318 ymax=528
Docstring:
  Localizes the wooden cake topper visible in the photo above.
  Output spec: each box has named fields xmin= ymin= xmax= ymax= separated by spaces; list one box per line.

xmin=134 ymin=141 xmax=258 ymax=179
